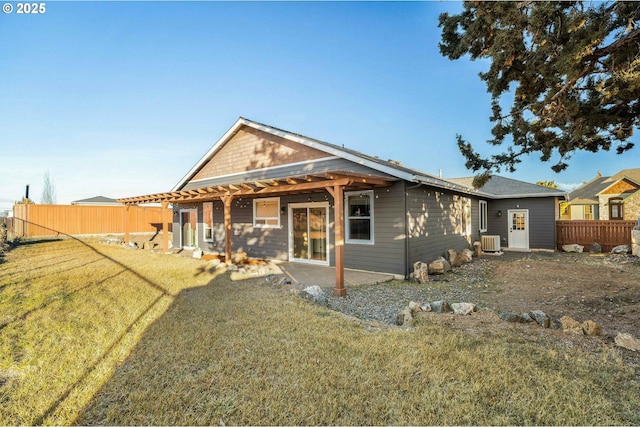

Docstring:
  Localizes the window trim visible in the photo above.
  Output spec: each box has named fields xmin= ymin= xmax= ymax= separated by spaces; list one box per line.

xmin=609 ymin=198 xmax=624 ymax=220
xmin=203 ymin=202 xmax=214 ymax=242
xmin=345 ymin=190 xmax=374 ymax=245
xmin=253 ymin=197 xmax=281 ymax=228
xmin=479 ymin=200 xmax=488 ymax=233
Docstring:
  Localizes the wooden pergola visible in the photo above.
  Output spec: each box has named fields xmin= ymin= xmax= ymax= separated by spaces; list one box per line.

xmin=118 ymin=171 xmax=395 ymax=296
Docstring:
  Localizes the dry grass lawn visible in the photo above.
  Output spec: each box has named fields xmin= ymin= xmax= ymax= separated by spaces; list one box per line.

xmin=0 ymin=237 xmax=639 ymax=425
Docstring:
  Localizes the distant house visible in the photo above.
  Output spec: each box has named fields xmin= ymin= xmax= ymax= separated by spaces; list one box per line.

xmin=566 ymin=169 xmax=640 ymax=220
xmin=71 ymin=196 xmax=121 ymax=206
xmin=119 ymin=117 xmax=565 ymax=290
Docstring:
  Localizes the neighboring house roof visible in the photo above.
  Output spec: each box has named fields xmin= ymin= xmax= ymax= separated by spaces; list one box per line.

xmin=568 ymin=168 xmax=640 ymax=204
xmin=446 ymin=175 xmax=566 ymax=199
xmin=71 ymin=196 xmax=120 ymax=205
xmin=567 ymin=174 xmax=610 ymax=204
xmin=607 ymin=168 xmax=640 ymax=184
xmin=174 ymin=117 xmax=561 ymax=200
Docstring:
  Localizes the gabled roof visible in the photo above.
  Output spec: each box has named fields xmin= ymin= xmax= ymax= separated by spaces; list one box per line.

xmin=71 ymin=196 xmax=119 ymax=205
xmin=567 ymin=174 xmax=609 ymax=204
xmin=173 ymin=117 xmax=486 ymax=198
xmin=568 ymin=168 xmax=640 ymax=204
xmin=446 ymin=175 xmax=566 ymax=199
xmin=606 ymin=168 xmax=640 ymax=184
xmin=122 ymin=117 xmax=565 ymax=205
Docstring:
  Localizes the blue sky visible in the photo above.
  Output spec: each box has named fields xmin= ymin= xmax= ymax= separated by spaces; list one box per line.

xmin=1 ymin=1 xmax=637 ymax=211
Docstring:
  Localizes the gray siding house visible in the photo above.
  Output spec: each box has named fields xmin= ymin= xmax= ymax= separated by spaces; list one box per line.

xmin=119 ymin=117 xmax=565 ymax=284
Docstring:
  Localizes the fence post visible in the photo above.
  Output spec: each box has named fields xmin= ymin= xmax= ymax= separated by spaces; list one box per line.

xmin=124 ymin=205 xmax=130 ymax=245
xmin=161 ymin=201 xmax=169 ymax=253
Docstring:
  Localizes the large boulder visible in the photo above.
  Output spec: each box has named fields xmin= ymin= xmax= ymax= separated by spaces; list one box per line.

xmin=528 ymin=310 xmax=551 ymax=328
xmin=413 ymin=261 xmax=429 ymax=283
xmin=430 ymin=300 xmax=452 ymax=313
xmin=560 ymin=315 xmax=583 ymax=335
xmin=582 ymin=320 xmax=601 ymax=336
xmin=428 ymin=257 xmax=451 ymax=275
xmin=632 ymin=230 xmax=640 ymax=256
xmin=611 ymin=245 xmax=630 ymax=254
xmin=447 ymin=249 xmax=464 ymax=267
xmin=615 ymin=332 xmax=640 ymax=351
xmin=589 ymin=242 xmax=602 ymax=254
xmin=461 ymin=249 xmax=474 ymax=263
xmin=300 ymin=285 xmax=327 ymax=306
xmin=562 ymin=244 xmax=584 ymax=253
xmin=451 ymin=302 xmax=476 ymax=315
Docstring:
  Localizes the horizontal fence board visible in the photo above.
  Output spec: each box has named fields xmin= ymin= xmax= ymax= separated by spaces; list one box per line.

xmin=11 ymin=204 xmax=170 ymax=237
xmin=556 ymin=220 xmax=636 ymax=252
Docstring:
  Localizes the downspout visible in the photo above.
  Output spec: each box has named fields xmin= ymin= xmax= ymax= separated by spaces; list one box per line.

xmin=404 ymin=181 xmax=423 ymax=279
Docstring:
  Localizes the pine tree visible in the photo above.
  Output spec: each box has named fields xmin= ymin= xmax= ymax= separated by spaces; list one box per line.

xmin=439 ymin=1 xmax=640 ymax=187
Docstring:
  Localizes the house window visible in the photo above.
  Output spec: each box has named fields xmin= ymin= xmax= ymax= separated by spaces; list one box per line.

xmin=203 ymin=202 xmax=213 ymax=242
xmin=479 ymin=200 xmax=488 ymax=232
xmin=583 ymin=205 xmax=594 ymax=220
xmin=253 ymin=197 xmax=280 ymax=228
xmin=345 ymin=190 xmax=374 ymax=244
xmin=609 ymin=198 xmax=624 ymax=220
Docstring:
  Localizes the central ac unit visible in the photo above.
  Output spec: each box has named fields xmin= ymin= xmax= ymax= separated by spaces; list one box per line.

xmin=481 ymin=235 xmax=501 ymax=252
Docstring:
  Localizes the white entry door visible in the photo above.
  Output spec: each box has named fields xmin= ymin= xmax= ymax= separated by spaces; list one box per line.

xmin=507 ymin=209 xmax=529 ymax=250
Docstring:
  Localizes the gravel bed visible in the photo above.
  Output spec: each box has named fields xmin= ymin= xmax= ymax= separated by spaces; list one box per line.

xmin=325 ymin=259 xmax=495 ymax=325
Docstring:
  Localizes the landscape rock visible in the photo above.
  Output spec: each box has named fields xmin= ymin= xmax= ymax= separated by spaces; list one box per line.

xmin=408 ymin=301 xmax=423 ymax=315
xmin=581 ymin=320 xmax=601 ymax=336
xmin=430 ymin=300 xmax=452 ymax=313
xmin=473 ymin=241 xmax=482 ymax=257
xmin=562 ymin=244 xmax=584 ymax=253
xmin=498 ymin=312 xmax=531 ymax=323
xmin=589 ymin=242 xmax=602 ymax=254
xmin=428 ymin=257 xmax=451 ymax=275
xmin=461 ymin=249 xmax=474 ymax=263
xmin=395 ymin=307 xmax=414 ymax=327
xmin=300 ymin=285 xmax=327 ymax=306
xmin=615 ymin=332 xmax=640 ymax=351
xmin=192 ymin=248 xmax=203 ymax=259
xmin=448 ymin=249 xmax=464 ymax=267
xmin=560 ymin=315 xmax=583 ymax=335
xmin=451 ymin=302 xmax=476 ymax=315
xmin=232 ymin=250 xmax=248 ymax=264
xmin=528 ymin=310 xmax=551 ymax=328
xmin=632 ymin=230 xmax=640 ymax=256
xmin=611 ymin=245 xmax=630 ymax=254
xmin=413 ymin=261 xmax=429 ymax=283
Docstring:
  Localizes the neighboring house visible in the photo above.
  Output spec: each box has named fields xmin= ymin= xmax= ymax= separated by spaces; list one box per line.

xmin=71 ymin=196 xmax=121 ymax=206
xmin=119 ymin=117 xmax=565 ymax=285
xmin=566 ymin=169 xmax=640 ymax=220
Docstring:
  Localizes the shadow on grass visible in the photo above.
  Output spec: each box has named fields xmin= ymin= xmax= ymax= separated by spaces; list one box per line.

xmin=4 ymin=220 xmax=185 ymax=425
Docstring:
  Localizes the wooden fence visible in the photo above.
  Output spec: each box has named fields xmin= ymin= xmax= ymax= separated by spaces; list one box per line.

xmin=556 ymin=220 xmax=636 ymax=252
xmin=11 ymin=203 xmax=171 ymax=237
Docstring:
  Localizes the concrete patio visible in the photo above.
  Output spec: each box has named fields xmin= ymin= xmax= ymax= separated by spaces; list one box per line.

xmin=277 ymin=262 xmax=396 ymax=291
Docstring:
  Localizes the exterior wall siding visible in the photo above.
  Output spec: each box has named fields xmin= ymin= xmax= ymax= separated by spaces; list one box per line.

xmin=406 ymin=185 xmax=477 ymax=267
xmin=486 ymin=197 xmax=557 ymax=250
xmin=171 ymin=183 xmax=407 ymax=276
xmin=191 ymin=126 xmax=329 ymax=182
xmin=343 ymin=182 xmax=406 ymax=276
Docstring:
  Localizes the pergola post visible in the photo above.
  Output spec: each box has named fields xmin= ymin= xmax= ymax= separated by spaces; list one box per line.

xmin=333 ymin=183 xmax=346 ymax=296
xmin=124 ymin=204 xmax=130 ymax=245
xmin=161 ymin=201 xmax=169 ymax=253
xmin=220 ymin=195 xmax=233 ymax=263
